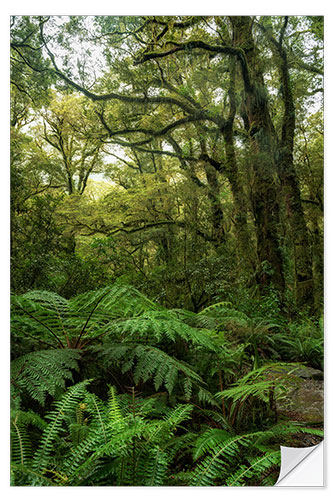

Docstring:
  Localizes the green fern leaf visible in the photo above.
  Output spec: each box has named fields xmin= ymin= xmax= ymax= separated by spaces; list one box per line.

xmin=11 ymin=349 xmax=81 ymax=405
xmin=225 ymin=450 xmax=281 ymax=486
xmin=33 ymin=381 xmax=90 ymax=472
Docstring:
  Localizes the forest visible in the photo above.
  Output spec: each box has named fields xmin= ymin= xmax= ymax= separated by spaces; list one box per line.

xmin=10 ymin=15 xmax=324 ymax=486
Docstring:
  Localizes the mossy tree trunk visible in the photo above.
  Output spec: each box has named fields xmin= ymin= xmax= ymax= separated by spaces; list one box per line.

xmin=223 ymin=56 xmax=256 ymax=272
xmin=231 ymin=16 xmax=285 ymax=294
xmin=277 ymin=31 xmax=314 ymax=310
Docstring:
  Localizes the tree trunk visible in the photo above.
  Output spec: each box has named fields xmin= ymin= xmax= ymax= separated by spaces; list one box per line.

xmin=277 ymin=40 xmax=314 ymax=310
xmin=223 ymin=55 xmax=256 ymax=270
xmin=311 ymin=218 xmax=323 ymax=313
xmin=203 ymin=161 xmax=225 ymax=246
xmin=231 ymin=16 xmax=285 ymax=293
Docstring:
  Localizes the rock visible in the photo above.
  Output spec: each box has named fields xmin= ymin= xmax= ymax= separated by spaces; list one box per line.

xmin=276 ymin=377 xmax=324 ymax=424
xmin=291 ymin=366 xmax=323 ymax=380
xmin=267 ymin=364 xmax=323 ymax=380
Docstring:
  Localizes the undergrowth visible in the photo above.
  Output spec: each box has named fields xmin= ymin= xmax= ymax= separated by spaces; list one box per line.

xmin=11 ymin=285 xmax=324 ymax=486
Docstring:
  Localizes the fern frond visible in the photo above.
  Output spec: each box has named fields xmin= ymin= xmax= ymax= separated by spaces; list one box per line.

xmin=190 ymin=432 xmax=255 ymax=486
xmin=215 ymin=362 xmax=303 ymax=405
xmin=199 ymin=301 xmax=233 ymax=315
xmin=163 ymin=403 xmax=193 ymax=427
xmin=191 ymin=421 xmax=323 ymax=487
xmin=11 ymin=285 xmax=162 ymax=350
xmin=11 ymin=463 xmax=56 ymax=486
xmin=108 ymin=386 xmax=126 ymax=430
xmin=217 ymin=379 xmax=276 ymax=404
xmin=62 ymin=388 xmax=142 ymax=483
xmin=196 ymin=409 xmax=234 ymax=431
xmin=109 ymin=310 xmax=217 ymax=350
xmin=11 ymin=415 xmax=32 ymax=466
xmin=11 ymin=410 xmax=48 ymax=481
xmin=11 ymin=349 xmax=81 ymax=405
xmin=136 ymin=345 xmax=204 ymax=395
xmin=141 ymin=446 xmax=169 ymax=486
xmin=199 ymin=303 xmax=249 ymax=326
xmin=11 ymin=293 xmax=69 ymax=347
xmin=85 ymin=392 xmax=107 ymax=443
xmin=257 ymin=421 xmax=324 ymax=443
xmin=197 ymin=387 xmax=220 ymax=406
xmin=225 ymin=450 xmax=281 ymax=486
xmin=61 ymin=427 xmax=107 ymax=482
xmin=32 ymin=381 xmax=90 ymax=472
xmin=193 ymin=428 xmax=232 ymax=460
xmin=69 ymin=285 xmax=160 ymax=321
xmin=95 ymin=342 xmax=205 ymax=398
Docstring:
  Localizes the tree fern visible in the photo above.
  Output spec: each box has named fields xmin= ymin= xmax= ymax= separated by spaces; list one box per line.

xmin=199 ymin=302 xmax=249 ymax=328
xmin=12 ymin=292 xmax=70 ymax=348
xmin=11 ymin=349 xmax=81 ymax=405
xmin=12 ymin=285 xmax=219 ymax=352
xmin=93 ymin=342 xmax=206 ymax=399
xmin=69 ymin=284 xmax=160 ymax=323
xmin=109 ymin=309 xmax=217 ymax=349
xmin=11 ymin=285 xmax=160 ymax=349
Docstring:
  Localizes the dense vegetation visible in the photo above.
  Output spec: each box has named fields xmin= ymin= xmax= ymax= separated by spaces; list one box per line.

xmin=10 ymin=15 xmax=324 ymax=486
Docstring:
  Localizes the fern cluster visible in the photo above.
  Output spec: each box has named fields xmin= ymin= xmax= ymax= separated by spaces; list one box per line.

xmin=11 ymin=382 xmax=196 ymax=486
xmin=190 ymin=422 xmax=323 ymax=486
xmin=11 ymin=285 xmax=324 ymax=486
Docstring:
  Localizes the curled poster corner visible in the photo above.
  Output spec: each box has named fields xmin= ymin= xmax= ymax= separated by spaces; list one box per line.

xmin=275 ymin=441 xmax=324 ymax=486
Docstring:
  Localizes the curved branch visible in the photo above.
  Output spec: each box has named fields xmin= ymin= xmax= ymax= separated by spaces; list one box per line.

xmin=98 ymin=111 xmax=214 ymax=146
xmin=11 ymin=45 xmax=49 ymax=73
xmin=105 ymin=139 xmax=197 ymax=162
xmin=135 ymin=39 xmax=252 ymax=90
xmin=39 ymin=21 xmax=201 ymax=115
xmin=110 ymin=219 xmax=217 ymax=243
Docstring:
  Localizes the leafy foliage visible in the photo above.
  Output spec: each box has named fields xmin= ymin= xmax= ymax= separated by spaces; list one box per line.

xmin=191 ymin=422 xmax=323 ymax=486
xmin=10 ymin=285 xmax=323 ymax=486
xmin=11 ymin=383 xmax=195 ymax=486
xmin=11 ymin=348 xmax=81 ymax=406
xmin=270 ymin=320 xmax=324 ymax=369
xmin=10 ymin=14 xmax=324 ymax=487
xmin=93 ymin=342 xmax=205 ymax=400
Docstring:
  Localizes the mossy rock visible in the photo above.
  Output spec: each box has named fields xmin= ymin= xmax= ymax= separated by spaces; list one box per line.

xmin=276 ymin=375 xmax=324 ymax=424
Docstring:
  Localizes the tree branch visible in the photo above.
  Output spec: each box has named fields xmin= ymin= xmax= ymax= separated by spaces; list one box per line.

xmin=98 ymin=110 xmax=212 ymax=147
xmin=134 ymin=38 xmax=252 ymax=90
